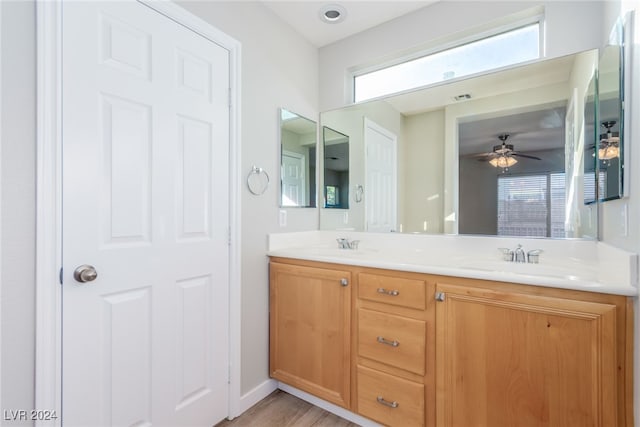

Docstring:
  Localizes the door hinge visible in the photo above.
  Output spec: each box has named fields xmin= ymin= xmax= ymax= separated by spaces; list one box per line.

xmin=228 ymin=364 xmax=231 ymax=385
xmin=59 ymin=267 xmax=64 ymax=285
xmin=228 ymin=88 xmax=232 ymax=108
xmin=228 ymin=227 xmax=232 ymax=246
xmin=435 ymin=292 xmax=445 ymax=302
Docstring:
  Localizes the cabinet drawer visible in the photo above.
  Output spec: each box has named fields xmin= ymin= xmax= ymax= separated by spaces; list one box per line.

xmin=357 ymin=365 xmax=424 ymax=427
xmin=359 ymin=273 xmax=426 ymax=310
xmin=358 ymin=308 xmax=426 ymax=375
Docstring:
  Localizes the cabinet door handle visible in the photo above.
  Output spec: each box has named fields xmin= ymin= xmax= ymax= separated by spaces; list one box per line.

xmin=376 ymin=396 xmax=399 ymax=408
xmin=340 ymin=278 xmax=349 ymax=286
xmin=377 ymin=336 xmax=399 ymax=347
xmin=377 ymin=287 xmax=399 ymax=296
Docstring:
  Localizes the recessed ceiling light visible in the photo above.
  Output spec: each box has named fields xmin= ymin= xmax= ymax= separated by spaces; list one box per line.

xmin=319 ymin=4 xmax=347 ymax=24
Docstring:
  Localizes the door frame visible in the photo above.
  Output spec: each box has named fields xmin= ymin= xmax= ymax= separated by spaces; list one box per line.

xmin=35 ymin=1 xmax=242 ymax=424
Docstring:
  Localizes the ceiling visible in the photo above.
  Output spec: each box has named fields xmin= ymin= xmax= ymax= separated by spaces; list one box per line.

xmin=261 ymin=1 xmax=437 ymax=47
xmin=458 ymin=106 xmax=567 ymax=157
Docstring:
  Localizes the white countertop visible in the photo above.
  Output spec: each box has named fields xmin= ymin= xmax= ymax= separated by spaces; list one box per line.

xmin=268 ymin=231 xmax=639 ymax=296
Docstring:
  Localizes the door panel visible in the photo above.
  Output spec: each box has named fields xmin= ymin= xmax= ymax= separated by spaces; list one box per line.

xmin=364 ymin=119 xmax=397 ymax=232
xmin=62 ymin=2 xmax=230 ymax=426
xmin=282 ymin=151 xmax=305 ymax=206
xmin=435 ymin=282 xmax=618 ymax=427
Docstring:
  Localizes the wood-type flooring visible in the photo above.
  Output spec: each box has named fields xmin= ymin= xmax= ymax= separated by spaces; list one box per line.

xmin=215 ymin=390 xmax=360 ymax=427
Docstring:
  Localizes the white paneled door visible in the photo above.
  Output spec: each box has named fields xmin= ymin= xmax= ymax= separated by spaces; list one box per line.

xmin=62 ymin=2 xmax=230 ymax=426
xmin=364 ymin=118 xmax=397 ymax=232
xmin=281 ymin=151 xmax=306 ymax=206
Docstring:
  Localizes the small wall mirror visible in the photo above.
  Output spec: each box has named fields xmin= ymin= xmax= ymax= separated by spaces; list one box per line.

xmin=279 ymin=108 xmax=317 ymax=207
xmin=322 ymin=126 xmax=349 ymax=209
xmin=595 ymin=27 xmax=625 ymax=202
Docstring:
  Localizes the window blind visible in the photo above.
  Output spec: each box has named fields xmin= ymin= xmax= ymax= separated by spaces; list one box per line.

xmin=498 ymin=173 xmax=566 ymax=238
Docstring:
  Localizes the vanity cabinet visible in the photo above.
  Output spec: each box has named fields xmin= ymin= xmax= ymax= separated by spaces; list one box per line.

xmin=269 ymin=258 xmax=633 ymax=427
xmin=435 ymin=280 xmax=632 ymax=427
xmin=269 ymin=261 xmax=352 ymax=408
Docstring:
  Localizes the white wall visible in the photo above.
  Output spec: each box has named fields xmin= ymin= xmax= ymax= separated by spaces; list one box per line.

xmin=1 ymin=0 xmax=37 ymax=420
xmin=176 ymin=1 xmax=319 ymax=395
xmin=402 ymin=110 xmax=445 ymax=234
xmin=319 ymin=1 xmax=604 ymax=111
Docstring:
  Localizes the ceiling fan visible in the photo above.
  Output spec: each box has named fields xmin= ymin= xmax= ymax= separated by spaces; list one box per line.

xmin=598 ymin=120 xmax=620 ymax=160
xmin=474 ymin=133 xmax=541 ymax=170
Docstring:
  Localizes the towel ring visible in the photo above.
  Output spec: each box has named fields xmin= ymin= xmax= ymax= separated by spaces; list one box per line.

xmin=247 ymin=165 xmax=270 ymax=195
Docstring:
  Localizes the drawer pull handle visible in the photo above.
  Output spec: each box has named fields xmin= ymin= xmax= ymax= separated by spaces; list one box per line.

xmin=377 ymin=287 xmax=399 ymax=296
xmin=377 ymin=336 xmax=399 ymax=347
xmin=376 ymin=396 xmax=399 ymax=408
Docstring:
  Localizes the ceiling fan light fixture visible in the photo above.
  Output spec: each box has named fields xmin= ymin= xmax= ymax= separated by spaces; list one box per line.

xmin=599 ymin=145 xmax=619 ymax=160
xmin=489 ymin=156 xmax=518 ymax=168
xmin=598 ymin=121 xmax=620 ymax=160
xmin=319 ymin=4 xmax=347 ymax=24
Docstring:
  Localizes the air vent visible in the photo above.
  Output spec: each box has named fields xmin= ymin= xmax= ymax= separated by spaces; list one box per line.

xmin=454 ymin=94 xmax=472 ymax=101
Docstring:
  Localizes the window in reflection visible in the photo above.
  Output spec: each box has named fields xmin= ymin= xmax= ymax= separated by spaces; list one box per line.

xmin=497 ymin=173 xmax=565 ymax=238
xmin=325 ymin=185 xmax=340 ymax=207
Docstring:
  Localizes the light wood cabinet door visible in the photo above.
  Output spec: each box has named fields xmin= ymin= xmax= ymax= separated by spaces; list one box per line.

xmin=435 ymin=282 xmax=618 ymax=427
xmin=270 ymin=262 xmax=352 ymax=408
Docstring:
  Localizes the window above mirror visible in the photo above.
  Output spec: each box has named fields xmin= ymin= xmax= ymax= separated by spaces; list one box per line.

xmin=353 ymin=20 xmax=542 ymax=103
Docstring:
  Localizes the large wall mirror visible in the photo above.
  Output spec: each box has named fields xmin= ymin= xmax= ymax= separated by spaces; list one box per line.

xmin=279 ymin=108 xmax=317 ymax=208
xmin=321 ymin=49 xmax=611 ymax=239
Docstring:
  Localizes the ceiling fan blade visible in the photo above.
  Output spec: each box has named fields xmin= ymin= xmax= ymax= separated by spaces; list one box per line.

xmin=512 ymin=152 xmax=541 ymax=160
xmin=469 ymin=152 xmax=497 ymax=158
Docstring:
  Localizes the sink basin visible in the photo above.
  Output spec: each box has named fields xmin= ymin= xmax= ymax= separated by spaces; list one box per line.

xmin=292 ymin=246 xmax=379 ymax=257
xmin=451 ymin=259 xmax=595 ymax=282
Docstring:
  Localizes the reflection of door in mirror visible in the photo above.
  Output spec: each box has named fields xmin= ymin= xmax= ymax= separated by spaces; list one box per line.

xmin=364 ymin=118 xmax=397 ymax=232
xmin=323 ymin=126 xmax=350 ymax=209
xmin=280 ymin=108 xmax=317 ymax=208
xmin=281 ymin=150 xmax=306 ymax=206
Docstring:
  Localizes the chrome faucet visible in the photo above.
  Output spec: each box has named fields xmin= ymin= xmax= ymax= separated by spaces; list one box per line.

xmin=498 ymin=245 xmax=543 ymax=263
xmin=336 ymin=238 xmax=360 ymax=250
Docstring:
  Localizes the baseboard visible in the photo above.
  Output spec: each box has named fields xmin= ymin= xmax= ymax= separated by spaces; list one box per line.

xmin=231 ymin=379 xmax=278 ymax=418
xmin=278 ymin=383 xmax=382 ymax=427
